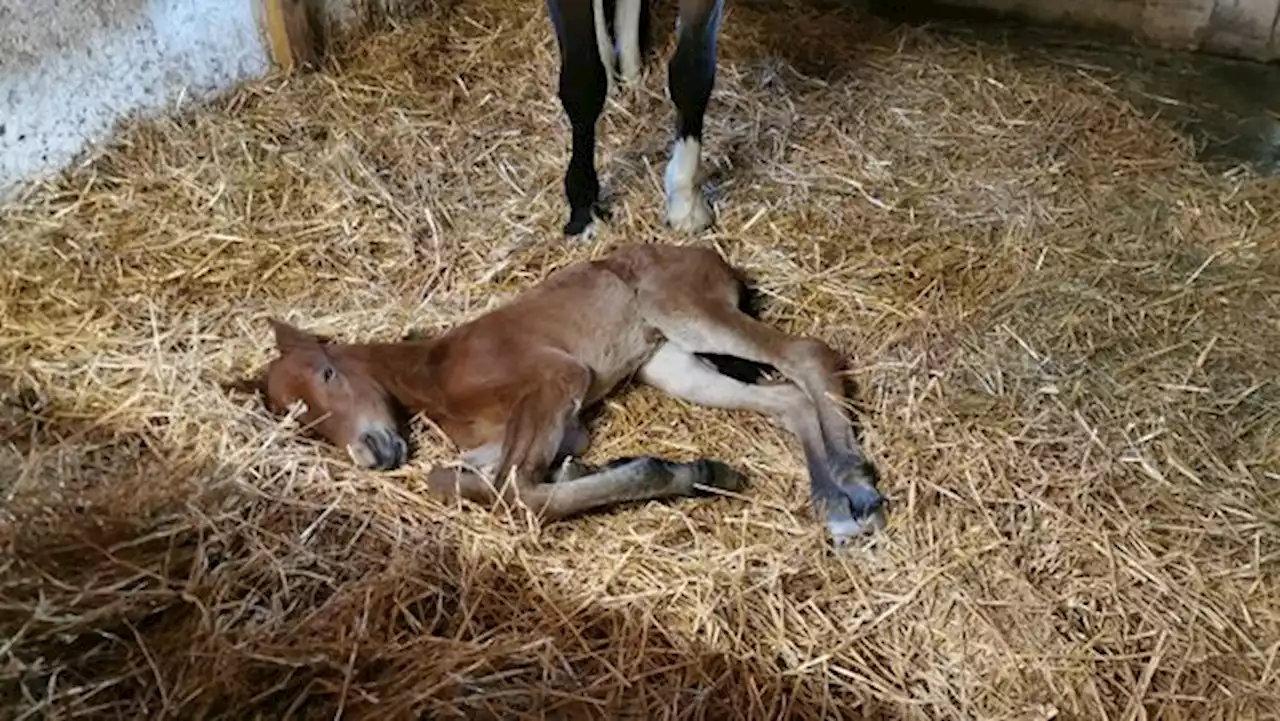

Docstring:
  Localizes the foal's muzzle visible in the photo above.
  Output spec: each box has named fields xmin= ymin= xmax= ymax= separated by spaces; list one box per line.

xmin=350 ymin=428 xmax=408 ymax=470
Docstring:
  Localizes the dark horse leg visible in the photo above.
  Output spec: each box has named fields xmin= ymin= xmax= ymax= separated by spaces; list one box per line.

xmin=664 ymin=0 xmax=722 ymax=233
xmin=546 ymin=0 xmax=720 ymax=236
xmin=546 ymin=0 xmax=614 ymax=237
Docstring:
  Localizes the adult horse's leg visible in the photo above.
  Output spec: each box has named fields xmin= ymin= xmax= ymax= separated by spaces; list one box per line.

xmin=665 ymin=0 xmax=723 ymax=233
xmin=615 ymin=0 xmax=649 ymax=84
xmin=547 ymin=0 xmax=611 ymax=237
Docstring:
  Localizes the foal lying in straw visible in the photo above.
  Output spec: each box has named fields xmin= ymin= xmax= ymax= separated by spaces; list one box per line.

xmin=229 ymin=244 xmax=886 ymax=546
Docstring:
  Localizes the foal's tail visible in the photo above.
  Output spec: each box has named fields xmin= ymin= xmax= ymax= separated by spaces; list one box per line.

xmin=732 ymin=267 xmax=768 ymax=320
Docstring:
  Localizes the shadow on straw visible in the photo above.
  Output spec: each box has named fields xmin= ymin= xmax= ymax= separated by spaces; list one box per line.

xmin=0 ymin=398 xmax=894 ymax=720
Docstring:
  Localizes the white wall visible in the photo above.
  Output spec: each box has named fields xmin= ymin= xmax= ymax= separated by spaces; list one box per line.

xmin=924 ymin=0 xmax=1280 ymax=60
xmin=0 ymin=0 xmax=274 ymax=200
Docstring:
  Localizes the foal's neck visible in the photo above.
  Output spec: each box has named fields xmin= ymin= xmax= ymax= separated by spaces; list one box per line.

xmin=328 ymin=338 xmax=442 ymax=412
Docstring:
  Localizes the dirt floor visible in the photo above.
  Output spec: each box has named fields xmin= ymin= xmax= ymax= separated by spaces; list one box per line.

xmin=2 ymin=0 xmax=1278 ymax=718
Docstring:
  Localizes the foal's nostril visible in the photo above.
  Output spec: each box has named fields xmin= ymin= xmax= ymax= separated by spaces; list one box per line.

xmin=361 ymin=431 xmax=388 ymax=468
xmin=361 ymin=430 xmax=406 ymax=470
xmin=390 ymin=435 xmax=408 ymax=467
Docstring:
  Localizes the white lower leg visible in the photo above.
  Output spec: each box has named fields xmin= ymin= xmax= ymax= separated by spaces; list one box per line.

xmin=591 ymin=0 xmax=616 ymax=94
xmin=664 ymin=137 xmax=712 ymax=232
xmin=615 ymin=0 xmax=642 ymax=84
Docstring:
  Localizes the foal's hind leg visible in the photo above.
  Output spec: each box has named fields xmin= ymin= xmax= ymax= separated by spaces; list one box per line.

xmin=640 ymin=342 xmax=884 ymax=545
xmin=651 ymin=300 xmax=862 ymax=460
xmin=664 ymin=0 xmax=723 ymax=232
xmin=640 ymin=343 xmax=823 ymax=446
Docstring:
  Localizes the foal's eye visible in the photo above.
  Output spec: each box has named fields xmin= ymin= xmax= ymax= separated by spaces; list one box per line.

xmin=321 ymin=366 xmax=336 ymax=383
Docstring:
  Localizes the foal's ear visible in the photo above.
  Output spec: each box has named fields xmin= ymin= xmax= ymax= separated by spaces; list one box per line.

xmin=267 ymin=317 xmax=323 ymax=351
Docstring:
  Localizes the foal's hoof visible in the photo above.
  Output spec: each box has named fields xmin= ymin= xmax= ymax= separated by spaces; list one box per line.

xmin=816 ymin=453 xmax=886 ymax=549
xmin=552 ymin=456 xmax=594 ymax=483
xmin=691 ymin=459 xmax=747 ymax=494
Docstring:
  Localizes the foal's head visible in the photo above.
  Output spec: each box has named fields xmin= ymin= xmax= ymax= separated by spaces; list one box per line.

xmin=230 ymin=319 xmax=408 ymax=470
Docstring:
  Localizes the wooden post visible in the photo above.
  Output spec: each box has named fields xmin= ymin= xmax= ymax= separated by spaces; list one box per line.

xmin=261 ymin=0 xmax=320 ymax=72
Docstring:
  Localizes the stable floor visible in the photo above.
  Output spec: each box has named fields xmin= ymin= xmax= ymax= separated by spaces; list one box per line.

xmin=2 ymin=0 xmax=1278 ymax=718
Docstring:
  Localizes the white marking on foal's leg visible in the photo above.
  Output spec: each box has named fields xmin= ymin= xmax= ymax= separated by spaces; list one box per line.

xmin=460 ymin=442 xmax=503 ymax=479
xmin=664 ymin=137 xmax=713 ymax=232
xmin=827 ymin=513 xmax=886 ymax=554
xmin=615 ymin=0 xmax=643 ymax=85
xmin=591 ymin=0 xmax=616 ymax=95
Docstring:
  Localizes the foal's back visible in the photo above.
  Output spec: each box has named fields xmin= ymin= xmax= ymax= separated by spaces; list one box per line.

xmin=529 ymin=243 xmax=746 ymax=337
xmin=595 ymin=244 xmax=745 ymax=308
xmin=446 ymin=244 xmax=744 ymax=403
xmin=470 ymin=244 xmax=741 ymax=321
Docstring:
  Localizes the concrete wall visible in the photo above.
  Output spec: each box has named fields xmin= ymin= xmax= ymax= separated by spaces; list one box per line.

xmin=2 ymin=0 xmax=1274 ymax=200
xmin=1 ymin=0 xmax=272 ymax=199
xmin=925 ymin=0 xmax=1280 ymax=61
xmin=0 ymin=0 xmax=429 ymax=201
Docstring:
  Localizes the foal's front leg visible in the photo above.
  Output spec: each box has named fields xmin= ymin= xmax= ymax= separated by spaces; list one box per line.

xmin=427 ymin=358 xmax=743 ymax=521
xmin=664 ymin=0 xmax=723 ymax=233
xmin=532 ymin=456 xmax=745 ymax=520
xmin=429 ymin=454 xmax=743 ymax=520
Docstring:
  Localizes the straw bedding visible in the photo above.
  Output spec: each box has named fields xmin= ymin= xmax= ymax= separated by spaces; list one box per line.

xmin=2 ymin=0 xmax=1278 ymax=717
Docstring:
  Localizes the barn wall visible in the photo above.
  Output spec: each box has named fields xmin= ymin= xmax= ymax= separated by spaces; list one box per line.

xmin=0 ymin=0 xmax=428 ymax=201
xmin=928 ymin=0 xmax=1280 ymax=61
xmin=0 ymin=0 xmax=269 ymax=199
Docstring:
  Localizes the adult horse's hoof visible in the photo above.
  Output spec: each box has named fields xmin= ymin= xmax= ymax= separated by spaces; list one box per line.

xmin=563 ymin=203 xmax=610 ymax=240
xmin=664 ymin=136 xmax=714 ymax=233
xmin=563 ymin=213 xmax=596 ymax=239
xmin=665 ymin=194 xmax=713 ymax=233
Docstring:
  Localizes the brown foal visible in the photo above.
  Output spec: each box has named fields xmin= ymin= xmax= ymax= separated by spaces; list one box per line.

xmin=228 ymin=243 xmax=886 ymax=546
